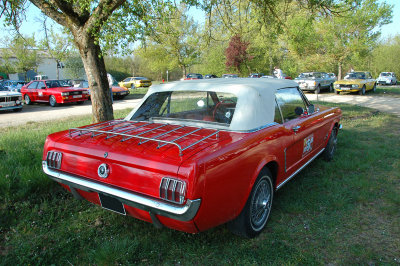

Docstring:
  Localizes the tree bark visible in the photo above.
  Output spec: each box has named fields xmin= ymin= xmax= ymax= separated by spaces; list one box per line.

xmin=338 ymin=61 xmax=342 ymax=80
xmin=76 ymin=37 xmax=114 ymax=123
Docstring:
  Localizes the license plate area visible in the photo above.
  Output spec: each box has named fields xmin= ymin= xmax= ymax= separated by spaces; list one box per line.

xmin=98 ymin=193 xmax=126 ymax=215
xmin=73 ymin=95 xmax=82 ymax=98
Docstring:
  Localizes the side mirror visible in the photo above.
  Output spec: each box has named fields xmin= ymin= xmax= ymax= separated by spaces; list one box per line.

xmin=308 ymin=104 xmax=315 ymax=114
xmin=295 ymin=106 xmax=304 ymax=116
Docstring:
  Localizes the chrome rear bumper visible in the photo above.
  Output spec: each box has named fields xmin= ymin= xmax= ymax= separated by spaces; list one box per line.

xmin=42 ymin=161 xmax=201 ymax=222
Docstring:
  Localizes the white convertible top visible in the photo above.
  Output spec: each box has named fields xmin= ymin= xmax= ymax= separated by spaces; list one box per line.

xmin=125 ymin=78 xmax=299 ymax=131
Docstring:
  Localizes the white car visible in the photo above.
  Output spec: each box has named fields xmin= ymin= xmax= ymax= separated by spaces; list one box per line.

xmin=377 ymin=72 xmax=397 ymax=85
xmin=0 ymin=83 xmax=23 ymax=112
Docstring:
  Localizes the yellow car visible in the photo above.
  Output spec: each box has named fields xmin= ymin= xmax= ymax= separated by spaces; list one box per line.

xmin=119 ymin=77 xmax=152 ymax=89
xmin=334 ymin=71 xmax=376 ymax=95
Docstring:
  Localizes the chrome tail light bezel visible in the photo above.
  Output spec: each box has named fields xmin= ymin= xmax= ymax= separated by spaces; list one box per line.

xmin=159 ymin=177 xmax=186 ymax=205
xmin=46 ymin=151 xmax=62 ymax=169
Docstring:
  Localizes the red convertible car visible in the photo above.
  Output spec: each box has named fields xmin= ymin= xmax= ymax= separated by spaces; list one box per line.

xmin=43 ymin=79 xmax=342 ymax=237
xmin=21 ymin=80 xmax=90 ymax=107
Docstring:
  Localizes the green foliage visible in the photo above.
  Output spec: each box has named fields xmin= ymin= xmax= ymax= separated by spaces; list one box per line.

xmin=369 ymin=35 xmax=400 ymax=77
xmin=64 ymin=55 xmax=85 ymax=79
xmin=3 ymin=35 xmax=40 ymax=79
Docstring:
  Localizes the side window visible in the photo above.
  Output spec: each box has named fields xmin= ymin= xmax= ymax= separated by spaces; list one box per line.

xmin=274 ymin=100 xmax=283 ymax=124
xmin=27 ymin=82 xmax=38 ymax=89
xmin=37 ymin=81 xmax=46 ymax=89
xmin=275 ymin=88 xmax=307 ymax=122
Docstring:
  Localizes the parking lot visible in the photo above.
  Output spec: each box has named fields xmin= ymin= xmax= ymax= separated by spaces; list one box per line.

xmin=1 ymin=85 xmax=399 ymax=128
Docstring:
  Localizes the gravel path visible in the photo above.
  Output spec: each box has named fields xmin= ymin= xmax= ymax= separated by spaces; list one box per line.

xmin=307 ymin=93 xmax=400 ymax=117
xmin=1 ymin=90 xmax=399 ymax=128
xmin=0 ymin=98 xmax=142 ymax=128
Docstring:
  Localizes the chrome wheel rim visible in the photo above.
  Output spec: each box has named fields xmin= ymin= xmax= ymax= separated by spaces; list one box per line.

xmin=25 ymin=95 xmax=30 ymax=104
xmin=250 ymin=177 xmax=272 ymax=231
xmin=50 ymin=96 xmax=55 ymax=106
xmin=329 ymin=129 xmax=338 ymax=156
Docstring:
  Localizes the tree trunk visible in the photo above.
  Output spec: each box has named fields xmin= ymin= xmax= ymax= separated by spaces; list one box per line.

xmin=77 ymin=37 xmax=114 ymax=123
xmin=338 ymin=62 xmax=342 ymax=80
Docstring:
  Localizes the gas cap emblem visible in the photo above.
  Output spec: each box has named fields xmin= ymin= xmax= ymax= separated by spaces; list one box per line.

xmin=98 ymin=163 xmax=110 ymax=178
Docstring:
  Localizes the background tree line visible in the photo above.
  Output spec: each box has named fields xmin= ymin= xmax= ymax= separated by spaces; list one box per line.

xmin=0 ymin=0 xmax=396 ymax=122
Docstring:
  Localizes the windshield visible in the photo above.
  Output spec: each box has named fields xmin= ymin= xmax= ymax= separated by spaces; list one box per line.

xmin=131 ymin=91 xmax=237 ymax=126
xmin=344 ymin=72 xmax=365 ymax=80
xmin=298 ymin=73 xmax=320 ymax=79
xmin=380 ymin=73 xmax=390 ymax=77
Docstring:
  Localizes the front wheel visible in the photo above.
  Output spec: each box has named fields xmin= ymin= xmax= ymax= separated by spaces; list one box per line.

xmin=359 ymin=86 xmax=366 ymax=95
xmin=24 ymin=95 xmax=31 ymax=105
xmin=228 ymin=169 xmax=274 ymax=238
xmin=322 ymin=127 xmax=338 ymax=161
xmin=49 ymin=95 xmax=58 ymax=107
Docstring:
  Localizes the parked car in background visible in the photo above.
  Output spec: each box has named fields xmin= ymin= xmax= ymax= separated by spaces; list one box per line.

xmin=334 ymin=71 xmax=376 ymax=95
xmin=327 ymin=73 xmax=337 ymax=81
xmin=34 ymin=75 xmax=48 ymax=80
xmin=21 ymin=80 xmax=90 ymax=107
xmin=184 ymin=73 xmax=203 ymax=80
xmin=222 ymin=74 xmax=239 ymax=78
xmin=77 ymin=81 xmax=130 ymax=100
xmin=295 ymin=72 xmax=335 ymax=94
xmin=0 ymin=83 xmax=23 ymax=112
xmin=376 ymin=72 xmax=397 ymax=85
xmin=119 ymin=77 xmax=152 ymax=89
xmin=43 ymin=78 xmax=342 ymax=238
xmin=204 ymin=74 xmax=218 ymax=79
xmin=2 ymin=80 xmax=27 ymax=92
xmin=261 ymin=75 xmax=277 ymax=79
xmin=249 ymin=73 xmax=264 ymax=78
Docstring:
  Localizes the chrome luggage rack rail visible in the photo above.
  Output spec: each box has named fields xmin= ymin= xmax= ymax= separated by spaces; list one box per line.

xmin=68 ymin=120 xmax=220 ymax=156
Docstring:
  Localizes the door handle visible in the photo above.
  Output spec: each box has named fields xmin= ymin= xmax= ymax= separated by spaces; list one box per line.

xmin=292 ymin=125 xmax=301 ymax=133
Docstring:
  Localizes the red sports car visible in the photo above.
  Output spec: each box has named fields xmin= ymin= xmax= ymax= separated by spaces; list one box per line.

xmin=43 ymin=79 xmax=342 ymax=237
xmin=21 ymin=80 xmax=90 ymax=107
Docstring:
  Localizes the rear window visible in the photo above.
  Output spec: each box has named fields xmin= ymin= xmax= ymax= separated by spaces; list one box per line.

xmin=131 ymin=91 xmax=237 ymax=126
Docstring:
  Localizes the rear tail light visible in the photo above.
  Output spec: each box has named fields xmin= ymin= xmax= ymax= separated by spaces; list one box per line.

xmin=46 ymin=151 xmax=62 ymax=169
xmin=159 ymin=177 xmax=186 ymax=204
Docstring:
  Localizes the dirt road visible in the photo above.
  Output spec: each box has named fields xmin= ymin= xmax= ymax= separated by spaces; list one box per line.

xmin=0 ymin=98 xmax=142 ymax=128
xmin=307 ymin=93 xmax=400 ymax=117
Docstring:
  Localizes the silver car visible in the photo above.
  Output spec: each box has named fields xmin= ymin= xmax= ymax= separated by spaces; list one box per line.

xmin=377 ymin=72 xmax=397 ymax=85
xmin=295 ymin=72 xmax=336 ymax=94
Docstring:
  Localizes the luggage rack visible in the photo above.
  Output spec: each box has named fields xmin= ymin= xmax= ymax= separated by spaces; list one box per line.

xmin=68 ymin=120 xmax=220 ymax=156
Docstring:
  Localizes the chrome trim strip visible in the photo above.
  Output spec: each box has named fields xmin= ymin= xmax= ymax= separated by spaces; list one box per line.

xmin=43 ymin=161 xmax=201 ymax=221
xmin=284 ymin=148 xmax=287 ymax=173
xmin=276 ymin=148 xmax=325 ymax=190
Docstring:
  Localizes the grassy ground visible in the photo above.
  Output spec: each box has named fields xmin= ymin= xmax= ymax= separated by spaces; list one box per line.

xmin=0 ymin=103 xmax=399 ymax=264
xmin=375 ymin=85 xmax=400 ymax=97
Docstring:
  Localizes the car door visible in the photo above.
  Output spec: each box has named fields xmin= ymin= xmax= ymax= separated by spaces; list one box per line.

xmin=275 ymin=87 xmax=326 ymax=175
xmin=26 ymin=81 xmax=39 ymax=101
xmin=366 ymin=72 xmax=374 ymax=90
xmin=36 ymin=81 xmax=47 ymax=101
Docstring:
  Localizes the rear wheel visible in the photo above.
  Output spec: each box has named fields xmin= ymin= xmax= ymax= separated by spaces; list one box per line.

xmin=372 ymin=83 xmax=376 ymax=92
xmin=322 ymin=127 xmax=338 ymax=161
xmin=49 ymin=95 xmax=58 ymax=107
xmin=329 ymin=84 xmax=334 ymax=92
xmin=228 ymin=169 xmax=274 ymax=238
xmin=24 ymin=95 xmax=31 ymax=105
xmin=359 ymin=86 xmax=366 ymax=95
xmin=131 ymin=84 xmax=134 ymax=89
